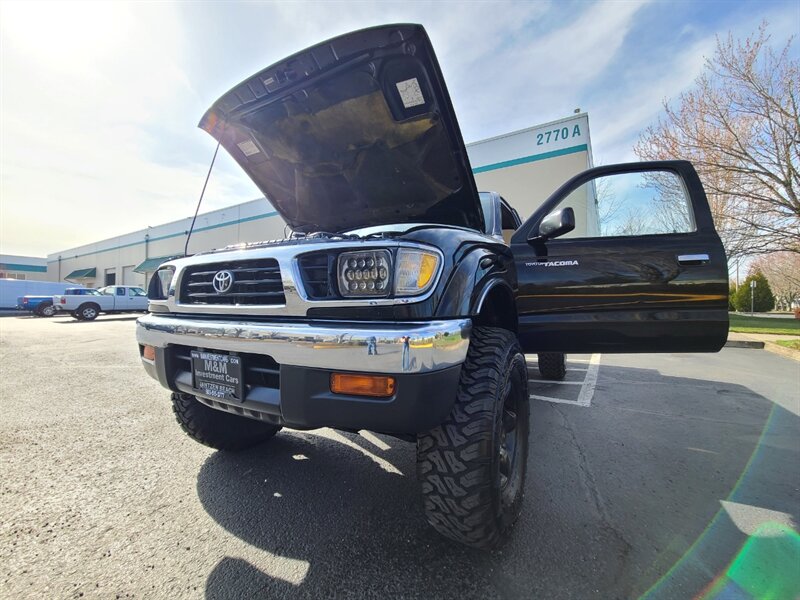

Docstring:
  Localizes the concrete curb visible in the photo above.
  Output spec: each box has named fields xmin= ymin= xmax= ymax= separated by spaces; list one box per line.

xmin=725 ymin=340 xmax=765 ymax=349
xmin=763 ymin=341 xmax=800 ymax=362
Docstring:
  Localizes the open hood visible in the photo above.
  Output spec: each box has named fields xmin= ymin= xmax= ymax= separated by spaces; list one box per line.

xmin=199 ymin=24 xmax=483 ymax=234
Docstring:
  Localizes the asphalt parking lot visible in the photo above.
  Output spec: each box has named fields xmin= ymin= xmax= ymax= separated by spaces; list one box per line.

xmin=1 ymin=315 xmax=798 ymax=599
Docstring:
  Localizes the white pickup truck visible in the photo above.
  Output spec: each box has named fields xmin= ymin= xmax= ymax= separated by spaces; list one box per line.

xmin=54 ymin=285 xmax=148 ymax=320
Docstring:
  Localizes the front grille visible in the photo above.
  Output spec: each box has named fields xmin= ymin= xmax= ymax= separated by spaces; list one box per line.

xmin=170 ymin=345 xmax=280 ymax=390
xmin=180 ymin=259 xmax=285 ymax=305
xmin=297 ymin=253 xmax=336 ymax=300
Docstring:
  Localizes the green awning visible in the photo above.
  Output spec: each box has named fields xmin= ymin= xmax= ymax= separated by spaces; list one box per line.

xmin=134 ymin=256 xmax=179 ymax=274
xmin=65 ymin=267 xmax=96 ymax=280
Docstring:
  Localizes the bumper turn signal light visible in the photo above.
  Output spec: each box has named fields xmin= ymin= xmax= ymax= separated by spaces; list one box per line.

xmin=330 ymin=373 xmax=396 ymax=398
xmin=142 ymin=344 xmax=156 ymax=361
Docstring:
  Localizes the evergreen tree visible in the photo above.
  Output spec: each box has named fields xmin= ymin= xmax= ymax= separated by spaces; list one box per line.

xmin=733 ymin=270 xmax=776 ymax=312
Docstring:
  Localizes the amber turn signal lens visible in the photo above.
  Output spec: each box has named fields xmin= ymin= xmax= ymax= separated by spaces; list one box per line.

xmin=142 ymin=345 xmax=156 ymax=361
xmin=330 ymin=373 xmax=396 ymax=398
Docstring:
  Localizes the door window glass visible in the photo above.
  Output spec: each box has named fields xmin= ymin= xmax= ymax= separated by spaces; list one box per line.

xmin=556 ymin=170 xmax=695 ymax=238
xmin=116 ymin=287 xmax=125 ymax=296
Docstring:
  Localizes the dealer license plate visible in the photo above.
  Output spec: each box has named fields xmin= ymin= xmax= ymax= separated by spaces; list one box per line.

xmin=190 ymin=351 xmax=244 ymax=402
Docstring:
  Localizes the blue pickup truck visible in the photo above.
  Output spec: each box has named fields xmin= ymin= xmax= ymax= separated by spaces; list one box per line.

xmin=16 ymin=288 xmax=95 ymax=317
xmin=16 ymin=295 xmax=57 ymax=317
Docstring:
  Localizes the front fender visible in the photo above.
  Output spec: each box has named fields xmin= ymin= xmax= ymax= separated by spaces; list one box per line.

xmin=435 ymin=246 xmax=516 ymax=318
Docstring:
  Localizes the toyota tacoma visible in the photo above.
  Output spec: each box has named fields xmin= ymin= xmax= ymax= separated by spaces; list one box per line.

xmin=136 ymin=24 xmax=729 ymax=548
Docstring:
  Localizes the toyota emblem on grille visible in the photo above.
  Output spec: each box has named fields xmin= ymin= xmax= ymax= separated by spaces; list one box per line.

xmin=212 ymin=270 xmax=234 ymax=294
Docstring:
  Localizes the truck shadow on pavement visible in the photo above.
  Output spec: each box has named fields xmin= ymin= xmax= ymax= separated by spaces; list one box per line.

xmin=195 ymin=365 xmax=799 ymax=600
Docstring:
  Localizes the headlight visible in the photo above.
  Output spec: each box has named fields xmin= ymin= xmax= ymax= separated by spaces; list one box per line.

xmin=336 ymin=248 xmax=441 ymax=299
xmin=394 ymin=248 xmax=440 ymax=296
xmin=148 ymin=267 xmax=175 ymax=300
xmin=337 ymin=250 xmax=392 ymax=298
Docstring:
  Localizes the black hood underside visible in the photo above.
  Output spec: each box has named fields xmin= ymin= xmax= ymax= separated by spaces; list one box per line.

xmin=200 ymin=24 xmax=483 ymax=234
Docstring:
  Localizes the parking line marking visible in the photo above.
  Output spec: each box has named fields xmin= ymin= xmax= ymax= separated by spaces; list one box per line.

xmin=529 ymin=353 xmax=601 ymax=408
xmin=576 ymin=353 xmax=601 ymax=407
xmin=526 ymin=357 xmax=592 ymax=364
xmin=530 ymin=394 xmax=585 ymax=404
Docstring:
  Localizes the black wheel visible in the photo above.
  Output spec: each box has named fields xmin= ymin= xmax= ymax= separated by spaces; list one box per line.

xmin=35 ymin=302 xmax=55 ymax=317
xmin=417 ymin=326 xmax=529 ymax=549
xmin=171 ymin=392 xmax=281 ymax=451
xmin=537 ymin=352 xmax=566 ymax=381
xmin=76 ymin=303 xmax=99 ymax=321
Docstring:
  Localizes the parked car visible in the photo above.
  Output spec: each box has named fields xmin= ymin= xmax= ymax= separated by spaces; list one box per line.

xmin=136 ymin=24 xmax=729 ymax=548
xmin=54 ymin=286 xmax=148 ymax=320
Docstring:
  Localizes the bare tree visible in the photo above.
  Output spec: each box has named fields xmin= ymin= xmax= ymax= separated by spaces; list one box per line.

xmin=635 ymin=22 xmax=800 ymax=259
xmin=597 ymin=171 xmax=691 ymax=236
xmin=751 ymin=252 xmax=800 ymax=310
xmin=596 ymin=177 xmax=624 ymax=235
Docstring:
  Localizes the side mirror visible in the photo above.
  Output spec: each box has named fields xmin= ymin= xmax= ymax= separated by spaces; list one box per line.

xmin=530 ymin=207 xmax=575 ymax=242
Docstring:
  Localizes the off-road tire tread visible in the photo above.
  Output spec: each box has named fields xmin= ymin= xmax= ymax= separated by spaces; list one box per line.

xmin=417 ymin=326 xmax=528 ymax=549
xmin=171 ymin=392 xmax=280 ymax=451
xmin=538 ymin=352 xmax=567 ymax=381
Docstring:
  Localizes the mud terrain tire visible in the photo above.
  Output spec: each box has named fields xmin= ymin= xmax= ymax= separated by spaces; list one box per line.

xmin=537 ymin=352 xmax=567 ymax=381
xmin=417 ymin=326 xmax=529 ymax=548
xmin=171 ymin=392 xmax=281 ymax=451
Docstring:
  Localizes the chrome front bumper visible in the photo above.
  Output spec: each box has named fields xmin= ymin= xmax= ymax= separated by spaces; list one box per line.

xmin=136 ymin=314 xmax=471 ymax=375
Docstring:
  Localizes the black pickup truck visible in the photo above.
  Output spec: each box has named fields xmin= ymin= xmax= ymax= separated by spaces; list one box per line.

xmin=136 ymin=24 xmax=728 ymax=548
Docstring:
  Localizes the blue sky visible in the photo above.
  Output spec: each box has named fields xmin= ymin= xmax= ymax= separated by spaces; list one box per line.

xmin=1 ymin=0 xmax=797 ymax=255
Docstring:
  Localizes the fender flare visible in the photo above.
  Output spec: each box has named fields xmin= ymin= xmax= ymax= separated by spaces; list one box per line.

xmin=471 ymin=278 xmax=516 ymax=316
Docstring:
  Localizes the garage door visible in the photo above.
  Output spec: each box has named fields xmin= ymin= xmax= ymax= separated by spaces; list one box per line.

xmin=122 ymin=265 xmax=135 ymax=285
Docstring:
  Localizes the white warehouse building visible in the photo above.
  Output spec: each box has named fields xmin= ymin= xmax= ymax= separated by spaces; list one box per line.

xmin=46 ymin=113 xmax=595 ymax=289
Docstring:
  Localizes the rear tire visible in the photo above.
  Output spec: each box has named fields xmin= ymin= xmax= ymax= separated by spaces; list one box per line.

xmin=76 ymin=303 xmax=99 ymax=321
xmin=537 ymin=352 xmax=566 ymax=381
xmin=417 ymin=326 xmax=529 ymax=549
xmin=171 ymin=392 xmax=281 ymax=451
xmin=35 ymin=302 xmax=55 ymax=317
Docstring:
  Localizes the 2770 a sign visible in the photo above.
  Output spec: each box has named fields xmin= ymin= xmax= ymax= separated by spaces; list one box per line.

xmin=536 ymin=124 xmax=583 ymax=146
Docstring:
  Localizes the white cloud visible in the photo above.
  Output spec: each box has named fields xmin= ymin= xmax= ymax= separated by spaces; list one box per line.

xmin=589 ymin=0 xmax=800 ymax=164
xmin=589 ymin=35 xmax=716 ymax=163
xmin=0 ymin=1 xmax=256 ymax=256
xmin=1 ymin=0 xmax=796 ymax=255
xmin=446 ymin=0 xmax=650 ymax=140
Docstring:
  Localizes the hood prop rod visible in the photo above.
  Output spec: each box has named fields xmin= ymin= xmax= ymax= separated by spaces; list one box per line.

xmin=184 ymin=141 xmax=221 ymax=257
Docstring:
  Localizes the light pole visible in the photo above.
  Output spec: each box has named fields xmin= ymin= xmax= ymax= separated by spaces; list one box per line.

xmin=750 ymin=279 xmax=756 ymax=316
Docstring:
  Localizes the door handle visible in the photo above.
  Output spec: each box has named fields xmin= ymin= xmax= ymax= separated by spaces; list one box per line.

xmin=677 ymin=254 xmax=710 ymax=265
